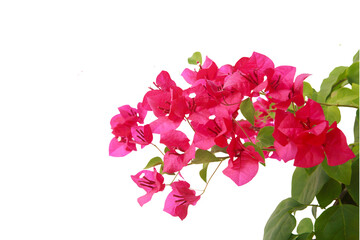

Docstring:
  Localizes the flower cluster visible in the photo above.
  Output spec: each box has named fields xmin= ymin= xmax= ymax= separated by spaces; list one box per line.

xmin=109 ymin=52 xmax=355 ymax=220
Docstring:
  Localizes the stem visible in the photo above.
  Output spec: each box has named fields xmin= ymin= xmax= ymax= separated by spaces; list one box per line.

xmin=200 ymin=160 xmax=224 ymax=196
xmin=169 ymin=172 xmax=179 ymax=185
xmin=151 ymin=143 xmax=165 ymax=156
xmin=185 ymin=116 xmax=195 ymax=132
xmin=232 ymin=118 xmax=255 ymax=144
xmin=317 ymin=102 xmax=358 ymax=109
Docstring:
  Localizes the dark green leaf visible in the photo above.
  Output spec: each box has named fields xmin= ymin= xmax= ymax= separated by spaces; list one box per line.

xmin=347 ymin=62 xmax=359 ymax=85
xmin=292 ymin=166 xmax=329 ymax=205
xmin=327 ymin=84 xmax=359 ymax=107
xmin=288 ymin=234 xmax=298 ymax=240
xmin=199 ymin=163 xmax=209 ymax=183
xmin=256 ymin=126 xmax=275 ymax=148
xmin=322 ymin=105 xmax=341 ymax=125
xmin=240 ymin=98 xmax=255 ymax=125
xmin=264 ymin=198 xmax=306 ymax=240
xmin=354 ymin=109 xmax=359 ymax=144
xmin=346 ymin=158 xmax=359 ymax=205
xmin=188 ymin=52 xmax=202 ymax=65
xmin=322 ymin=159 xmax=352 ymax=185
xmin=311 ymin=206 xmax=317 ymax=219
xmin=353 ymin=50 xmax=359 ymax=63
xmin=305 ymin=166 xmax=318 ymax=175
xmin=296 ymin=232 xmax=314 ymax=240
xmin=191 ymin=149 xmax=219 ymax=164
xmin=315 ymin=204 xmax=359 ymax=240
xmin=297 ymin=218 xmax=313 ymax=234
xmin=316 ymin=178 xmax=342 ymax=208
xmin=144 ymin=157 xmax=163 ymax=169
xmin=318 ymin=66 xmax=348 ymax=103
xmin=210 ymin=145 xmax=228 ymax=154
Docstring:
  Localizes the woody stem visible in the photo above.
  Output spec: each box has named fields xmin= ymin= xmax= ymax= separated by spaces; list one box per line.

xmin=200 ymin=160 xmax=224 ymax=196
xmin=317 ymin=102 xmax=358 ymax=109
xmin=151 ymin=143 xmax=165 ymax=156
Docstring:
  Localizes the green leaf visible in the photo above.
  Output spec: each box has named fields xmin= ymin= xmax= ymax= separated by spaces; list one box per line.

xmin=327 ymin=84 xmax=359 ymax=107
xmin=315 ymin=204 xmax=359 ymax=240
xmin=263 ymin=198 xmax=306 ymax=240
xmin=191 ymin=149 xmax=220 ymax=164
xmin=188 ymin=52 xmax=202 ymax=65
xmin=354 ymin=109 xmax=359 ymax=144
xmin=256 ymin=126 xmax=275 ymax=148
xmin=316 ymin=178 xmax=342 ymax=208
xmin=322 ymin=105 xmax=341 ymax=125
xmin=297 ymin=218 xmax=313 ymax=234
xmin=144 ymin=157 xmax=163 ymax=169
xmin=296 ymin=232 xmax=314 ymax=240
xmin=199 ymin=163 xmax=209 ymax=183
xmin=346 ymin=158 xmax=359 ymax=205
xmin=291 ymin=166 xmax=329 ymax=205
xmin=311 ymin=206 xmax=317 ymax=219
xmin=164 ymin=147 xmax=170 ymax=153
xmin=303 ymin=82 xmax=314 ymax=99
xmin=353 ymin=50 xmax=359 ymax=63
xmin=322 ymin=159 xmax=352 ymax=185
xmin=347 ymin=62 xmax=359 ymax=85
xmin=240 ymin=98 xmax=255 ymax=125
xmin=318 ymin=66 xmax=348 ymax=103
xmin=210 ymin=145 xmax=228 ymax=154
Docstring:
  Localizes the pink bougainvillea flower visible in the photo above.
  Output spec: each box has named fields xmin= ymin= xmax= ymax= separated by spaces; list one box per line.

xmin=273 ymin=99 xmax=354 ymax=167
xmin=324 ymin=122 xmax=355 ymax=166
xmin=223 ymin=138 xmax=264 ymax=186
xmin=131 ymin=168 xmax=165 ymax=206
xmin=109 ymin=136 xmax=136 ymax=157
xmin=163 ymin=181 xmax=200 ymax=220
xmin=131 ymin=124 xmax=153 ymax=148
xmin=160 ymin=130 xmax=195 ymax=173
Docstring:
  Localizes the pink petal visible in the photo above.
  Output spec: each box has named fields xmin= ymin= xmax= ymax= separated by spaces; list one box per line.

xmin=223 ymin=157 xmax=259 ymax=186
xmin=294 ymin=144 xmax=325 ymax=168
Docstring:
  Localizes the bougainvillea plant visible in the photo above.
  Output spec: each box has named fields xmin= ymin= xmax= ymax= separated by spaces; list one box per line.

xmin=109 ymin=51 xmax=359 ymax=239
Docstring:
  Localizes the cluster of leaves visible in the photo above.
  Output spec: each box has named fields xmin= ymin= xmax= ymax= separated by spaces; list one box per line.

xmin=109 ymin=50 xmax=359 ymax=238
xmin=264 ymin=51 xmax=359 ymax=240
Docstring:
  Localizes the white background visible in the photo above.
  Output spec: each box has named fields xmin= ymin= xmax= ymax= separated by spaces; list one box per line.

xmin=0 ymin=0 xmax=358 ymax=239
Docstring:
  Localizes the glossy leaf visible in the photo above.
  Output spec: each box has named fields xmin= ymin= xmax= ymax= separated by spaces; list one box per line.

xmin=188 ymin=52 xmax=202 ymax=65
xmin=315 ymin=204 xmax=359 ymax=240
xmin=144 ymin=156 xmax=163 ymax=169
xmin=240 ymin=98 xmax=255 ymax=125
xmin=322 ymin=105 xmax=341 ymax=125
xmin=318 ymin=66 xmax=348 ymax=103
xmin=264 ymin=198 xmax=306 ymax=240
xmin=256 ymin=126 xmax=274 ymax=148
xmin=191 ymin=149 xmax=219 ymax=164
xmin=322 ymin=159 xmax=352 ymax=185
xmin=292 ymin=166 xmax=329 ymax=205
xmin=297 ymin=218 xmax=313 ymax=234
xmin=346 ymin=158 xmax=359 ymax=205
xmin=199 ymin=163 xmax=209 ymax=183
xmin=347 ymin=62 xmax=359 ymax=85
xmin=316 ymin=178 xmax=342 ymax=208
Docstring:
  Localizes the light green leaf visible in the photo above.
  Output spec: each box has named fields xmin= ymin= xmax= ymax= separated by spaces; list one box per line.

xmin=318 ymin=66 xmax=348 ymax=103
xmin=322 ymin=159 xmax=352 ymax=185
xmin=353 ymin=50 xmax=359 ymax=63
xmin=303 ymin=82 xmax=314 ymax=99
xmin=256 ymin=126 xmax=275 ymax=148
xmin=210 ymin=145 xmax=228 ymax=154
xmin=297 ymin=218 xmax=313 ymax=234
xmin=354 ymin=109 xmax=359 ymax=144
xmin=327 ymin=84 xmax=359 ymax=107
xmin=240 ymin=98 xmax=255 ymax=125
xmin=346 ymin=158 xmax=359 ymax=205
xmin=199 ymin=163 xmax=209 ymax=183
xmin=311 ymin=206 xmax=317 ymax=219
xmin=191 ymin=149 xmax=220 ymax=164
xmin=164 ymin=147 xmax=170 ymax=153
xmin=291 ymin=166 xmax=329 ymax=205
xmin=316 ymin=178 xmax=342 ymax=208
xmin=322 ymin=105 xmax=341 ymax=125
xmin=188 ymin=52 xmax=202 ymax=65
xmin=144 ymin=157 xmax=163 ymax=169
xmin=347 ymin=62 xmax=359 ymax=85
xmin=264 ymin=198 xmax=306 ymax=240
xmin=315 ymin=204 xmax=359 ymax=240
